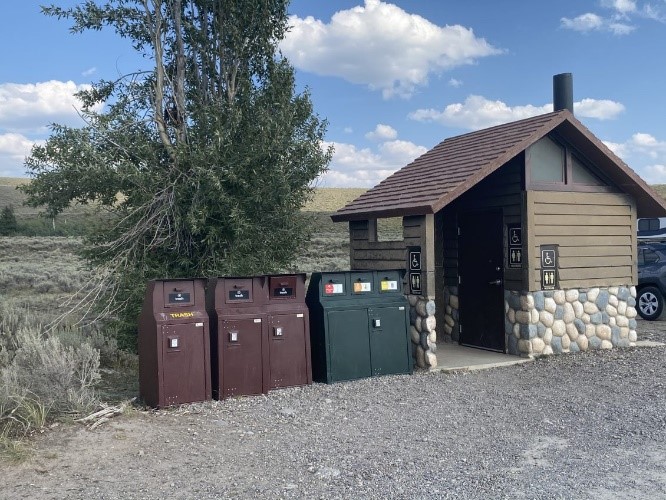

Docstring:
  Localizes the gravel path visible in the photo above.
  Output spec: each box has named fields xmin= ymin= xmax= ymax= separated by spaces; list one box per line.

xmin=3 ymin=324 xmax=665 ymax=499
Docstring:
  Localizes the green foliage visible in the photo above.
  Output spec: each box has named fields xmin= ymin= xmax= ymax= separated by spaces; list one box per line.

xmin=20 ymin=1 xmax=331 ymax=346
xmin=0 ymin=205 xmax=18 ymax=235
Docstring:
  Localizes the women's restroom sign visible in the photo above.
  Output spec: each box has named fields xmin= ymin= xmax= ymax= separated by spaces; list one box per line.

xmin=408 ymin=246 xmax=422 ymax=295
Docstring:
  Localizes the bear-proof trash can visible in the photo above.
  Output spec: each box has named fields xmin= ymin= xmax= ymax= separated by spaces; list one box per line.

xmin=306 ymin=270 xmax=412 ymax=383
xmin=138 ymin=279 xmax=211 ymax=408
xmin=206 ymin=277 xmax=269 ymax=400
xmin=265 ymin=274 xmax=312 ymax=390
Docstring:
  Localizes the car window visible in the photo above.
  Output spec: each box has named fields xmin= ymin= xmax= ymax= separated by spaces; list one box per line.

xmin=638 ymin=218 xmax=660 ymax=231
xmin=645 ymin=249 xmax=660 ymax=264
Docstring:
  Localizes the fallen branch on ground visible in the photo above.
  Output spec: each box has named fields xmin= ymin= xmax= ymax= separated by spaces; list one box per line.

xmin=75 ymin=398 xmax=136 ymax=429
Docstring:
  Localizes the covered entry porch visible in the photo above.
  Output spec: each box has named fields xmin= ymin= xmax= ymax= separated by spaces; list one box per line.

xmin=433 ymin=343 xmax=532 ymax=373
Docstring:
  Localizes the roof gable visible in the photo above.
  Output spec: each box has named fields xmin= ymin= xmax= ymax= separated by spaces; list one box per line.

xmin=331 ymin=110 xmax=666 ymax=221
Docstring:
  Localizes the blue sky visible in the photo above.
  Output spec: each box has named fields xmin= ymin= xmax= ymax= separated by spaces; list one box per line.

xmin=1 ymin=0 xmax=665 ymax=187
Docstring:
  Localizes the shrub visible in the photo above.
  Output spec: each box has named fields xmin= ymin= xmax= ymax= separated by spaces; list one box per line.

xmin=4 ymin=329 xmax=101 ymax=414
xmin=0 ymin=205 xmax=18 ymax=235
xmin=0 ymin=318 xmax=101 ymax=444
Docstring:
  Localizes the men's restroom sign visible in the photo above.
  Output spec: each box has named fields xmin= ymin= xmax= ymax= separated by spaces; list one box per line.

xmin=540 ymin=244 xmax=559 ymax=290
xmin=507 ymin=224 xmax=522 ymax=268
xmin=408 ymin=246 xmax=422 ymax=295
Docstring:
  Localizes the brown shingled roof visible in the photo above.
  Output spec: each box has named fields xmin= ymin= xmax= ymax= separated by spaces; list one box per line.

xmin=331 ymin=109 xmax=666 ymax=221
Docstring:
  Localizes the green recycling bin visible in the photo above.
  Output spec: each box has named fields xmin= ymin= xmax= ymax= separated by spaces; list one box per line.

xmin=306 ymin=270 xmax=412 ymax=383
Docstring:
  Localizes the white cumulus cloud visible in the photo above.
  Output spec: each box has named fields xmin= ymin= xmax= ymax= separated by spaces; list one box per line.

xmin=0 ymin=80 xmax=99 ymax=132
xmin=282 ymin=0 xmax=502 ymax=99
xmin=574 ymin=98 xmax=625 ymax=119
xmin=319 ymin=136 xmax=427 ymax=187
xmin=409 ymin=95 xmax=624 ymax=130
xmin=602 ymin=0 xmax=637 ymax=14
xmin=561 ymin=13 xmax=605 ymax=32
xmin=365 ymin=124 xmax=398 ymax=141
xmin=603 ymin=132 xmax=666 ymax=184
xmin=561 ymin=0 xmax=663 ymax=35
xmin=643 ymin=164 xmax=666 ymax=184
xmin=0 ymin=133 xmax=39 ymax=177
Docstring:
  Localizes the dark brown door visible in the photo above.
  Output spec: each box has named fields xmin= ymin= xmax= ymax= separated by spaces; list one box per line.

xmin=220 ymin=317 xmax=264 ymax=398
xmin=458 ymin=210 xmax=505 ymax=352
xmin=161 ymin=323 xmax=207 ymax=406
xmin=268 ymin=313 xmax=308 ymax=389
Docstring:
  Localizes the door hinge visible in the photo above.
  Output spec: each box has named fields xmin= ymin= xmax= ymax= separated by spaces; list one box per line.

xmin=458 ymin=275 xmax=461 ymax=285
xmin=457 ymin=227 xmax=461 ymax=236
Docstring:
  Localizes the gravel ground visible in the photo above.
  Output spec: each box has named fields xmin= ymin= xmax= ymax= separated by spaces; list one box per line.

xmin=2 ymin=322 xmax=665 ymax=500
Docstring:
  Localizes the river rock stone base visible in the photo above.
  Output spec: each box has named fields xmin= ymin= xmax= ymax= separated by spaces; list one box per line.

xmin=442 ymin=286 xmax=460 ymax=345
xmin=505 ymin=287 xmax=638 ymax=357
xmin=408 ymin=294 xmax=437 ymax=369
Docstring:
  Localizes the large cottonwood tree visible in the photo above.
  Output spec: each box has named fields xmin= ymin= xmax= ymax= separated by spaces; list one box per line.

xmin=21 ymin=0 xmax=331 ymax=347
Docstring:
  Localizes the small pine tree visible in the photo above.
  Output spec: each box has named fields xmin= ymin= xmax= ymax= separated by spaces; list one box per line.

xmin=0 ymin=205 xmax=18 ymax=235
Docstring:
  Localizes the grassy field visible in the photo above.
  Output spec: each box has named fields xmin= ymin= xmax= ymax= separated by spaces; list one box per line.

xmin=0 ymin=182 xmax=367 ymax=316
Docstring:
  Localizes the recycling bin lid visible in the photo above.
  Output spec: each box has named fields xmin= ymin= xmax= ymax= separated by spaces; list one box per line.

xmin=350 ymin=271 xmax=376 ymax=296
xmin=319 ymin=272 xmax=348 ymax=298
xmin=375 ymin=270 xmax=403 ymax=294
xmin=161 ymin=279 xmax=197 ymax=308
xmin=222 ymin=277 xmax=256 ymax=304
xmin=268 ymin=274 xmax=301 ymax=300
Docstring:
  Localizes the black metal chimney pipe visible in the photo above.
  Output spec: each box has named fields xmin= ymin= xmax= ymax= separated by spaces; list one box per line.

xmin=553 ymin=73 xmax=573 ymax=114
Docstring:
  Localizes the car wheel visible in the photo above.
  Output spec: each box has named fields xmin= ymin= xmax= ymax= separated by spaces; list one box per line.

xmin=637 ymin=286 xmax=664 ymax=320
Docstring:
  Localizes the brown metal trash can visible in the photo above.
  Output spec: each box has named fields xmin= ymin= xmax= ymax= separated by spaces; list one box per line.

xmin=138 ymin=279 xmax=211 ymax=408
xmin=206 ymin=277 xmax=269 ymax=400
xmin=265 ymin=274 xmax=312 ymax=390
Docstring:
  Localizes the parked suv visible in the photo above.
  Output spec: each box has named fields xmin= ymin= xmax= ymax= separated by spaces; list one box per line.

xmin=637 ymin=241 xmax=666 ymax=320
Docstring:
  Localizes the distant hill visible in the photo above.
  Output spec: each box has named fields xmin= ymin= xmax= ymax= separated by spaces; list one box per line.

xmin=4 ymin=176 xmax=665 ymax=215
xmin=0 ymin=178 xmax=32 ymax=215
xmin=0 ymin=177 xmax=366 ymax=215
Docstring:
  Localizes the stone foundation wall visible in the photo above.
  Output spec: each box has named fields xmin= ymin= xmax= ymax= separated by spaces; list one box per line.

xmin=505 ymin=287 xmax=638 ymax=357
xmin=441 ymin=286 xmax=460 ymax=344
xmin=407 ymin=295 xmax=437 ymax=369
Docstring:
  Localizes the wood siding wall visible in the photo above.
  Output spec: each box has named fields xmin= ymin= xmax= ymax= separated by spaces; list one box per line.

xmin=349 ymin=220 xmax=407 ymax=270
xmin=349 ymin=215 xmax=436 ymax=297
xmin=526 ymin=191 xmax=637 ymax=290
xmin=440 ymin=156 xmax=524 ymax=290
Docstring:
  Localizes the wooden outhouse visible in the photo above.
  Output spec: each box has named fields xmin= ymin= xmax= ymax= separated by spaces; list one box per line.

xmin=332 ymin=99 xmax=666 ymax=368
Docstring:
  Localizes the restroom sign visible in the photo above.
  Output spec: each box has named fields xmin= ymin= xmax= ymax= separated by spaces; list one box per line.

xmin=507 ymin=224 xmax=522 ymax=269
xmin=540 ymin=244 xmax=559 ymax=290
xmin=409 ymin=272 xmax=422 ymax=294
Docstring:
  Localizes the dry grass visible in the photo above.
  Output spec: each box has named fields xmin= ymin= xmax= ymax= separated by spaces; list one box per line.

xmin=650 ymin=184 xmax=666 ymax=199
xmin=0 ymin=178 xmax=29 ymax=188
xmin=0 ymin=237 xmax=92 ymax=325
xmin=303 ymin=187 xmax=366 ymax=212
